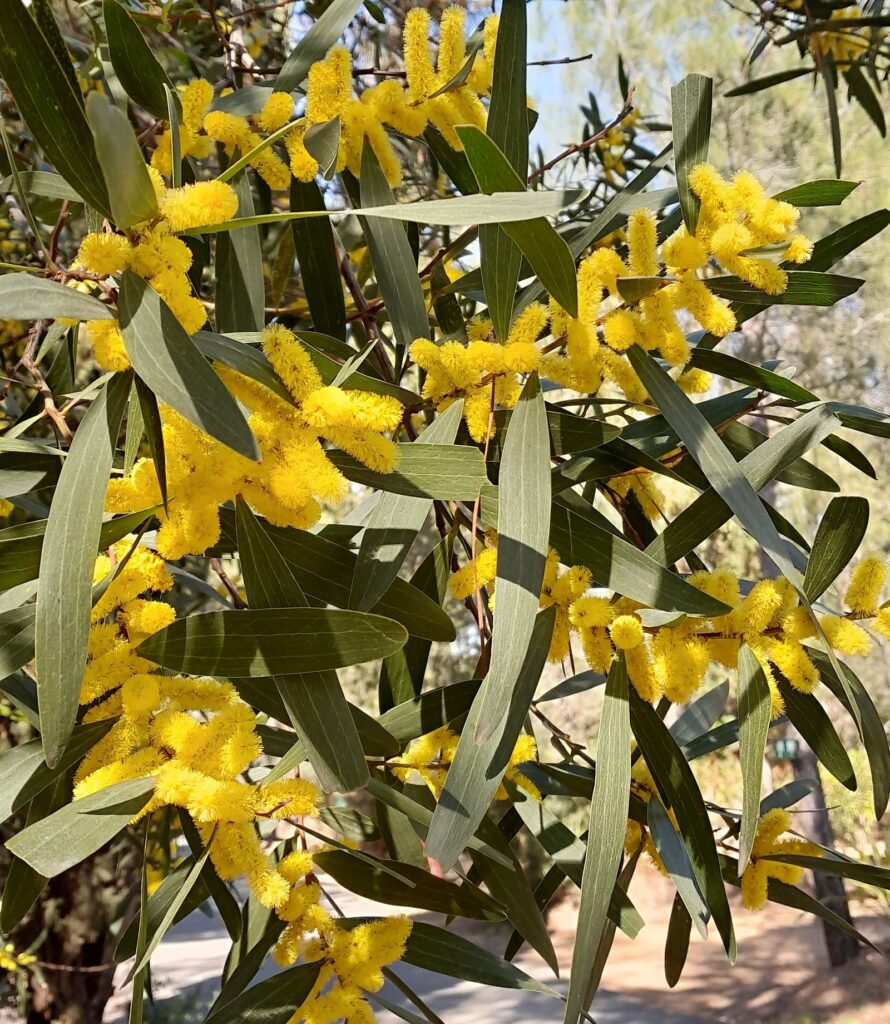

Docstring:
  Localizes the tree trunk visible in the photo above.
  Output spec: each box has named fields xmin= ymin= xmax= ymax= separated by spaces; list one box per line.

xmin=790 ymin=732 xmax=860 ymax=967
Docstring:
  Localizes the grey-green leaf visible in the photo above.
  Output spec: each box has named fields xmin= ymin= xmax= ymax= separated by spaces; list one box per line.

xmin=35 ymin=372 xmax=130 ymax=766
xmin=351 ymin=401 xmax=465 ymax=611
xmin=0 ymin=275 xmax=114 ymax=322
xmin=5 ymin=777 xmax=155 ymax=875
xmin=803 ymin=496 xmax=869 ymax=601
xmin=86 ymin=92 xmax=158 ymax=229
xmin=137 ymin=607 xmax=408 ymax=676
xmin=564 ymin=656 xmax=631 ymax=1023
xmin=671 ymin=73 xmax=712 ymax=232
xmin=118 ymin=271 xmax=259 ymax=461
xmin=737 ymin=645 xmax=773 ymax=871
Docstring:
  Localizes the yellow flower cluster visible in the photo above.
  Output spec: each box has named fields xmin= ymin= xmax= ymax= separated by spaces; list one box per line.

xmin=288 ymin=916 xmax=413 ymax=1024
xmin=410 ymin=304 xmax=547 ymax=441
xmin=78 ymin=176 xmax=239 ymax=371
xmin=151 ymin=78 xmax=294 ymax=191
xmin=77 ymin=544 xmax=413 ymax=1020
xmin=390 ymin=725 xmax=541 ymax=802
xmin=809 ymin=6 xmax=873 ymax=63
xmin=740 ymin=808 xmax=822 ymax=911
xmin=0 ymin=943 xmax=36 ymax=974
xmin=596 ymin=108 xmax=642 ymax=183
xmin=450 ymin=552 xmax=890 ymax=717
xmin=416 ymin=173 xmax=809 ymax=433
xmin=76 ymin=542 xmax=316 ymax=910
xmin=104 ymin=325 xmax=402 ymax=558
xmin=624 ymin=758 xmax=679 ymax=873
xmin=290 ymin=6 xmax=501 ymax=187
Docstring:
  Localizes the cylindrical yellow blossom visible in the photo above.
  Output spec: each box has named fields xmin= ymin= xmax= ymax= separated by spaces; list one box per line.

xmin=78 ymin=232 xmax=132 ymax=276
xmin=734 ymin=579 xmax=782 ymax=639
xmin=627 ymin=207 xmax=658 ymax=277
xmin=403 ymin=8 xmax=437 ymax=100
xmin=306 ymin=47 xmax=353 ymax=123
xmin=181 ymin=78 xmax=214 ymax=132
xmin=449 ymin=546 xmax=498 ymax=600
xmin=603 ymin=309 xmax=638 ymax=351
xmin=820 ymin=613 xmax=872 ymax=657
xmin=85 ymin=320 xmax=131 ymax=373
xmin=844 ymin=556 xmax=886 ymax=614
xmin=261 ymin=324 xmax=323 ymax=401
xmin=256 ymin=90 xmax=294 ymax=132
xmin=610 ymin=614 xmax=644 ymax=650
xmin=158 ymin=180 xmax=239 ymax=232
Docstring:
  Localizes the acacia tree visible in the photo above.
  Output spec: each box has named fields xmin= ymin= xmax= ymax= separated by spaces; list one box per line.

xmin=1 ymin=2 xmax=889 ymax=1023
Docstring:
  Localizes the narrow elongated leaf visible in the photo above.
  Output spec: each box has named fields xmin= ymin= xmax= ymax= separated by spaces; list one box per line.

xmin=0 ymin=275 xmax=113 ymax=322
xmin=6 ymin=777 xmax=155 ymax=875
xmin=671 ymin=73 xmax=712 ymax=232
xmin=0 ymin=506 xmax=156 ymax=594
xmin=844 ymin=64 xmax=886 ymax=138
xmin=763 ymin=853 xmax=890 ymax=891
xmin=0 ymin=604 xmax=35 ymax=680
xmin=664 ymin=894 xmax=692 ymax=988
xmin=290 ymin=179 xmax=346 ymax=339
xmin=645 ymin=405 xmax=839 ymax=567
xmin=358 ymin=148 xmax=429 ymax=365
xmin=812 ymin=650 xmax=890 ymax=819
xmin=193 ymin=330 xmax=294 ymax=403
xmin=804 ymin=209 xmax=890 ymax=273
xmin=549 ymin=497 xmax=728 ymax=615
xmin=647 ymin=796 xmax=709 ymax=937
xmin=118 ymin=272 xmax=259 ymax=461
xmin=103 ymin=0 xmax=174 ymax=118
xmin=376 ymin=679 xmax=481 ymax=742
xmin=397 ymin=920 xmax=557 ymax=994
xmin=216 ymin=510 xmax=456 ymax=642
xmin=134 ymin=377 xmax=167 ymax=508
xmin=469 ymin=813 xmax=559 ymax=973
xmin=511 ymin=790 xmax=644 ymax=938
xmin=773 ymin=179 xmax=860 ymax=207
xmin=725 ymin=67 xmax=812 ymax=96
xmin=803 ymin=496 xmax=869 ymax=601
xmin=479 ymin=0 xmax=527 ymax=340
xmin=629 ymin=347 xmax=799 ymax=587
xmin=138 ymin=607 xmax=407 ymax=676
xmin=236 ymin=499 xmax=368 ymax=793
xmin=378 ymin=536 xmax=455 ymax=710
xmin=205 ymin=961 xmax=322 ymax=1024
xmin=427 ymin=378 xmax=551 ymax=870
xmin=180 ymin=813 xmax=242 ymax=942
xmin=689 ymin=348 xmax=818 ymax=403
xmin=565 ymin=656 xmax=631 ymax=1023
xmin=215 ymin=174 xmax=264 ymax=332
xmin=128 ymin=841 xmax=211 ymax=982
xmin=630 ymin=692 xmax=736 ymax=960
xmin=776 ymin=677 xmax=855 ymax=790
xmin=1 ymin=776 xmax=67 ymax=933
xmin=707 ymin=271 xmax=863 ymax=307
xmin=0 ymin=0 xmax=110 ymax=215
xmin=35 ymin=372 xmax=129 ymax=766
xmin=86 ymin=92 xmax=157 ymax=229
xmin=737 ymin=646 xmax=772 ymax=871
xmin=330 ymin=442 xmax=485 ymax=500
xmin=274 ymin=0 xmax=362 ymax=92
xmin=352 ymin=402 xmax=464 ymax=611
xmin=365 ymin=776 xmax=512 ymax=868
xmin=0 ymin=170 xmax=81 ymax=201
xmin=669 ymin=680 xmax=729 ymax=747
xmin=314 ymin=850 xmax=502 ymax=920
xmin=2 ymin=720 xmax=113 ymax=823
xmin=458 ymin=127 xmax=577 ymax=316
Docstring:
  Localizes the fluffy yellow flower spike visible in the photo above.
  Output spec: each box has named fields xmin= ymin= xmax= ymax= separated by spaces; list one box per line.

xmin=844 ymin=556 xmax=886 ymax=615
xmin=390 ymin=726 xmax=540 ymax=802
xmin=740 ymin=808 xmax=822 ymax=911
xmin=105 ymin=327 xmax=401 ymax=558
